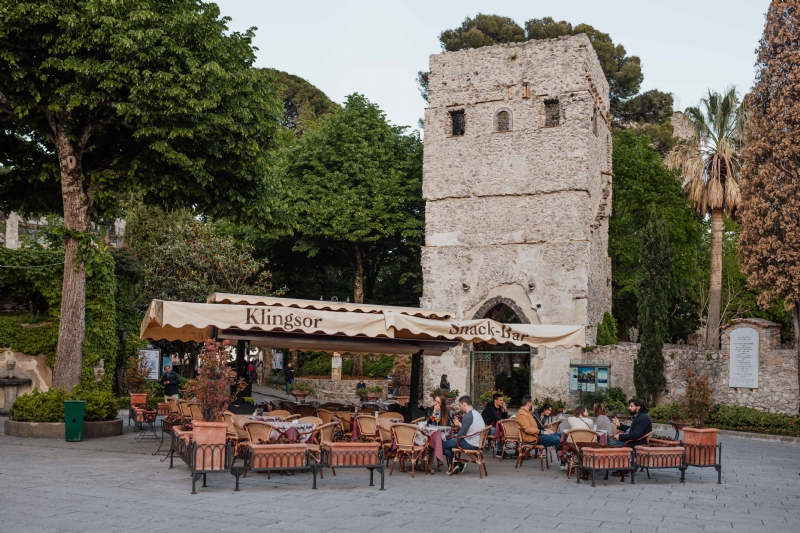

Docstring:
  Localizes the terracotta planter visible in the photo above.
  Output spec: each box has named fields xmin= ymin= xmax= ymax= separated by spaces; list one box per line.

xmin=322 ymin=440 xmax=380 ymax=466
xmin=192 ymin=421 xmax=227 ymax=470
xmin=291 ymin=390 xmax=310 ymax=402
xmin=173 ymin=427 xmax=193 ymax=444
xmin=635 ymin=445 xmax=685 ymax=468
xmin=581 ymin=446 xmax=633 ymax=470
xmin=682 ymin=428 xmax=719 ymax=465
xmin=366 ymin=392 xmax=382 ymax=401
xmin=130 ymin=393 xmax=147 ymax=407
xmin=393 ymin=395 xmax=410 ymax=406
xmin=247 ymin=442 xmax=308 ymax=469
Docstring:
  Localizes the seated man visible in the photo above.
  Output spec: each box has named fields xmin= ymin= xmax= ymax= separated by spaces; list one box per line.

xmin=612 ymin=398 xmax=652 ymax=448
xmin=356 ymin=378 xmax=367 ymax=391
xmin=443 ymin=395 xmax=486 ymax=475
xmin=481 ymin=393 xmax=509 ymax=457
xmin=516 ymin=395 xmax=566 ymax=468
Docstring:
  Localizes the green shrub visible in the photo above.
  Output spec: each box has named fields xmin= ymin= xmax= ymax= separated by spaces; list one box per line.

xmin=268 ymin=371 xmax=284 ymax=385
xmin=297 ymin=352 xmax=332 ymax=376
xmin=10 ymin=387 xmax=120 ymax=422
xmin=288 ymin=382 xmax=316 ymax=395
xmin=648 ymin=402 xmax=680 ymax=422
xmin=532 ymin=396 xmax=567 ymax=411
xmin=363 ymin=355 xmax=395 ymax=378
xmin=707 ymin=405 xmax=800 ymax=437
xmin=596 ymin=312 xmax=618 ymax=345
xmin=9 ymin=388 xmax=70 ymax=422
xmin=74 ymin=388 xmax=119 ymax=422
xmin=117 ymin=396 xmax=131 ymax=411
xmin=243 ymin=397 xmax=255 ymax=405
xmin=341 ymin=359 xmax=354 ymax=376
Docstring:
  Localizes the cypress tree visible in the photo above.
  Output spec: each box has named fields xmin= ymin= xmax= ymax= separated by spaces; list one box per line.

xmin=596 ymin=312 xmax=619 ymax=346
xmin=634 ymin=208 xmax=673 ymax=405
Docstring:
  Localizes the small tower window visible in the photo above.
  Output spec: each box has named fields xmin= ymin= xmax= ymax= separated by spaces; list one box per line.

xmin=522 ymin=82 xmax=530 ymax=99
xmin=544 ymin=99 xmax=560 ymax=127
xmin=450 ymin=110 xmax=465 ymax=136
xmin=494 ymin=108 xmax=512 ymax=132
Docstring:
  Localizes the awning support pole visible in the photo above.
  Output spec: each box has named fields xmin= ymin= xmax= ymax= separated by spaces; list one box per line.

xmin=234 ymin=340 xmax=251 ymax=404
xmin=408 ymin=349 xmax=424 ymax=423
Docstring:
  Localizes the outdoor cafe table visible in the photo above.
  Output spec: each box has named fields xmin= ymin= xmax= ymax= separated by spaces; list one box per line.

xmin=244 ymin=416 xmax=316 ymax=443
xmin=416 ymin=425 xmax=453 ymax=464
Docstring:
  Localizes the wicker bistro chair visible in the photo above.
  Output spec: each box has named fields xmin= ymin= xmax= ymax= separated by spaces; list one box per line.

xmin=306 ymin=422 xmax=338 ymax=479
xmin=167 ymin=398 xmax=180 ymax=416
xmin=295 ymin=404 xmax=316 ymax=417
xmin=280 ymin=401 xmax=298 ymax=414
xmin=315 ymin=408 xmax=335 ymax=425
xmin=337 ymin=411 xmax=354 ymax=439
xmin=223 ymin=412 xmax=248 ymax=465
xmin=188 ymin=403 xmax=205 ymax=421
xmin=359 ymin=407 xmax=377 ymax=416
xmin=284 ymin=414 xmax=302 ymax=422
xmin=176 ymin=400 xmax=191 ymax=421
xmin=268 ymin=410 xmax=291 ymax=419
xmin=410 ymin=417 xmax=426 ymax=424
xmin=376 ymin=418 xmax=397 ymax=462
xmin=355 ymin=415 xmax=379 ymax=442
xmin=298 ymin=416 xmax=323 ymax=426
xmin=566 ymin=429 xmax=599 ymax=480
xmin=516 ymin=435 xmax=548 ymax=471
xmin=390 ymin=423 xmax=429 ymax=477
xmin=243 ymin=421 xmax=278 ymax=443
xmin=379 ymin=411 xmax=402 ymax=419
xmin=449 ymin=426 xmax=492 ymax=478
xmin=498 ymin=419 xmax=522 ymax=461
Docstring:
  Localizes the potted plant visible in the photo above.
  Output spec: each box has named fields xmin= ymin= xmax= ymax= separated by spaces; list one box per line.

xmin=123 ymin=351 xmax=152 ymax=408
xmin=479 ymin=389 xmax=511 ymax=406
xmin=183 ymin=339 xmax=247 ymax=469
xmin=288 ymin=383 xmax=315 ymax=402
xmin=366 ymin=385 xmax=383 ymax=401
xmin=356 ymin=388 xmax=369 ymax=401
xmin=247 ymin=436 xmax=308 ymax=469
xmin=432 ymin=388 xmax=459 ymax=404
xmin=678 ymin=369 xmax=718 ymax=465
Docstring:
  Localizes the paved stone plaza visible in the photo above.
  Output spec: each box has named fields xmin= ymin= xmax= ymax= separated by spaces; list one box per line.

xmin=1 ymin=419 xmax=798 ymax=533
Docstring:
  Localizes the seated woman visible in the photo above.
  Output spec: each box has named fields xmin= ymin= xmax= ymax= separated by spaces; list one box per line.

xmin=567 ymin=405 xmax=594 ymax=431
xmin=593 ymin=403 xmax=614 ymax=435
xmin=426 ymin=394 xmax=450 ymax=426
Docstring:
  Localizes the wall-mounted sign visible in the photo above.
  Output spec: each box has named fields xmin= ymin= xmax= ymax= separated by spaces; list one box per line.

xmin=138 ymin=348 xmax=161 ymax=381
xmin=729 ymin=327 xmax=759 ymax=388
xmin=569 ymin=359 xmax=610 ymax=391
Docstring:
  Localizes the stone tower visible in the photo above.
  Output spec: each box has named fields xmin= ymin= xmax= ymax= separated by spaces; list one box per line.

xmin=420 ymin=35 xmax=612 ymax=399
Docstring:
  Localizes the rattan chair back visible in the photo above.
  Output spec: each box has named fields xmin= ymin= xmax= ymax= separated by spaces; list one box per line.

xmin=188 ymin=403 xmax=204 ymax=420
xmin=315 ymin=421 xmax=338 ymax=444
xmin=379 ymin=411 xmax=402 ymax=419
xmin=284 ymin=414 xmax=302 ymax=422
xmin=244 ymin=421 xmax=276 ymax=443
xmin=376 ymin=419 xmax=395 ymax=444
xmin=269 ymin=409 xmax=291 ymax=419
xmin=230 ymin=415 xmax=252 ymax=440
xmin=356 ymin=415 xmax=378 ymax=437
xmin=295 ymin=404 xmax=316 ymax=417
xmin=567 ymin=428 xmax=598 ymax=444
xmin=338 ymin=411 xmax=353 ymax=432
xmin=167 ymin=398 xmax=180 ymax=415
xmin=391 ymin=423 xmax=425 ymax=449
xmin=316 ymin=408 xmax=334 ymax=424
xmin=499 ymin=419 xmax=521 ymax=440
xmin=298 ymin=416 xmax=323 ymax=426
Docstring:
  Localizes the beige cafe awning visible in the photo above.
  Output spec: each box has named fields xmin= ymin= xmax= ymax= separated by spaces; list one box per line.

xmin=141 ymin=298 xmax=585 ymax=353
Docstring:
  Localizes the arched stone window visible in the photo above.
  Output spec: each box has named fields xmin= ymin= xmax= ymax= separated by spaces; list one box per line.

xmin=494 ymin=108 xmax=512 ymax=132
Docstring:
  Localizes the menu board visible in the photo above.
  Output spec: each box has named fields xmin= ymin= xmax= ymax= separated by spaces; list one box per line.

xmin=570 ymin=367 xmax=579 ymax=390
xmin=138 ymin=348 xmax=161 ymax=381
xmin=729 ymin=327 xmax=758 ymax=388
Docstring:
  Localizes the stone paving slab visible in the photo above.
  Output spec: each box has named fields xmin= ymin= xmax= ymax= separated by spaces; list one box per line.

xmin=1 ymin=418 xmax=799 ymax=532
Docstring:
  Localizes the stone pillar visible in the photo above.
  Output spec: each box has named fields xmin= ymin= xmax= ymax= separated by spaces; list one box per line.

xmin=5 ymin=212 xmax=20 ymax=249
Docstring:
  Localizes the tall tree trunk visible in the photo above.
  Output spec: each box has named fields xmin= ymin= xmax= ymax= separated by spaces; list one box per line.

xmin=794 ymin=302 xmax=800 ymax=414
xmin=353 ymin=352 xmax=363 ymax=377
xmin=353 ymin=244 xmax=364 ymax=304
xmin=52 ymin=142 xmax=90 ymax=389
xmin=705 ymin=208 xmax=723 ymax=350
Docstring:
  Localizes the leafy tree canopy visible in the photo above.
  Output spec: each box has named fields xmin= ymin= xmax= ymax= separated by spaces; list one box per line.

xmin=268 ymin=69 xmax=338 ymax=136
xmin=610 ymin=132 xmax=703 ymax=341
xmin=286 ymin=93 xmax=424 ymax=303
xmin=439 ymin=14 xmax=526 ymax=51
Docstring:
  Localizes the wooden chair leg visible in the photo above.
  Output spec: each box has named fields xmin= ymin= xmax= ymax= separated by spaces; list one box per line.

xmin=540 ymin=449 xmax=545 ymax=471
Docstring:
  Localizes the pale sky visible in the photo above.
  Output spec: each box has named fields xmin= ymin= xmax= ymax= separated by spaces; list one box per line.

xmin=215 ymin=0 xmax=770 ymax=130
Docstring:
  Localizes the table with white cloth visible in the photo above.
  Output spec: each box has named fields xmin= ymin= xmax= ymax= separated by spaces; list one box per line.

xmin=248 ymin=415 xmax=286 ymax=423
xmin=414 ymin=424 xmax=453 ymax=464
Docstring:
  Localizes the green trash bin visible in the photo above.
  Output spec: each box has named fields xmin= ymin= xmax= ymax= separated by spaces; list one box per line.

xmin=64 ymin=400 xmax=86 ymax=442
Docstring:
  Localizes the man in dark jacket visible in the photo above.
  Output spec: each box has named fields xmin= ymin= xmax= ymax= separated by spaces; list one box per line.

xmin=284 ymin=362 xmax=295 ymax=395
xmin=612 ymin=398 xmax=653 ymax=448
xmin=162 ymin=365 xmax=180 ymax=402
xmin=481 ymin=393 xmax=509 ymax=457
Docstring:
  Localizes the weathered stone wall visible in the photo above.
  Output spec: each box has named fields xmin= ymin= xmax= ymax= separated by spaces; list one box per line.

xmin=0 ymin=349 xmax=52 ymax=409
xmin=575 ymin=319 xmax=799 ymax=414
xmin=671 ymin=111 xmax=693 ymax=141
xmin=295 ymin=377 xmax=387 ymax=403
xmin=420 ymin=35 xmax=612 ymax=400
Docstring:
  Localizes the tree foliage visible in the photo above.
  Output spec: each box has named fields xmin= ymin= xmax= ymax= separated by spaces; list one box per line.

xmin=610 ymin=132 xmax=702 ymax=342
xmin=0 ymin=0 xmax=283 ymax=388
xmin=596 ymin=312 xmax=619 ymax=346
xmin=269 ymin=69 xmax=338 ymax=136
xmin=739 ymin=0 xmax=800 ymax=348
xmin=439 ymin=14 xmax=525 ymax=51
xmin=634 ymin=208 xmax=672 ymax=405
xmin=286 ymin=93 xmax=424 ymax=303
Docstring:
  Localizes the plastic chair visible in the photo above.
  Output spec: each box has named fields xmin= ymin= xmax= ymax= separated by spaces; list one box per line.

xmin=390 ymin=423 xmax=429 ymax=477
xmin=449 ymin=426 xmax=491 ymax=478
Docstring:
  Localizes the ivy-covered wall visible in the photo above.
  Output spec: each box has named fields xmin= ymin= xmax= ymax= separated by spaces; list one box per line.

xmin=0 ymin=247 xmax=118 ymax=389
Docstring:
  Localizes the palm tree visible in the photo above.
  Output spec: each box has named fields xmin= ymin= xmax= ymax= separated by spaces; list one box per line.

xmin=665 ymin=88 xmax=748 ymax=349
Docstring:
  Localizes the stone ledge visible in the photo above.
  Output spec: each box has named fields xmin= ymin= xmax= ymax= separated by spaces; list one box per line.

xmin=653 ymin=423 xmax=800 ymax=445
xmin=4 ymin=418 xmax=123 ymax=439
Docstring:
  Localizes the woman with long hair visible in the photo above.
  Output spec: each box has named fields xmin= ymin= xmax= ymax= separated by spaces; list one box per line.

xmin=593 ymin=402 xmax=614 ymax=434
xmin=567 ymin=405 xmax=593 ymax=430
xmin=427 ymin=394 xmax=450 ymax=426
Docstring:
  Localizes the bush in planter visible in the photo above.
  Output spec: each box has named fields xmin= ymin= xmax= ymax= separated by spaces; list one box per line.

xmin=9 ymin=388 xmax=70 ymax=422
xmin=678 ymin=369 xmax=714 ymax=427
xmin=10 ymin=387 xmax=118 ymax=422
xmin=183 ymin=339 xmax=247 ymax=421
xmin=288 ymin=383 xmax=316 ymax=395
xmin=432 ymin=388 xmax=459 ymax=399
xmin=648 ymin=402 xmax=681 ymax=423
xmin=532 ymin=396 xmax=567 ymax=412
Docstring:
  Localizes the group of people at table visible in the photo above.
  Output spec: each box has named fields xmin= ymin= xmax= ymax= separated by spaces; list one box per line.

xmin=428 ymin=391 xmax=653 ymax=474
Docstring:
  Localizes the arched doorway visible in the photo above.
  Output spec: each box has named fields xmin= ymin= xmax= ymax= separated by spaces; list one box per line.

xmin=469 ymin=298 xmax=534 ymax=406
